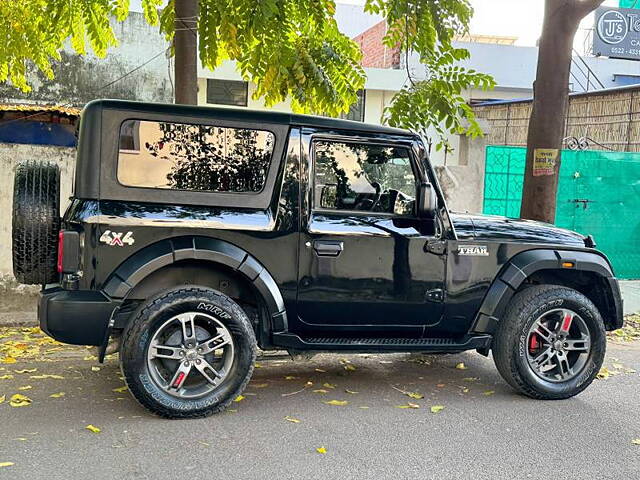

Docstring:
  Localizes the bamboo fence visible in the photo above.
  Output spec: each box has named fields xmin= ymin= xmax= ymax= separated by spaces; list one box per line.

xmin=472 ymin=85 xmax=640 ymax=152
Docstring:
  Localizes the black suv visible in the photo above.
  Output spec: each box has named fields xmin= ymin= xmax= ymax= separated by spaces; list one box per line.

xmin=12 ymin=100 xmax=623 ymax=418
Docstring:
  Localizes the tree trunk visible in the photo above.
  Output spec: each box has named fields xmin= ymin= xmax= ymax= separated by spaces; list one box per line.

xmin=520 ymin=0 xmax=603 ymax=223
xmin=174 ymin=0 xmax=199 ymax=105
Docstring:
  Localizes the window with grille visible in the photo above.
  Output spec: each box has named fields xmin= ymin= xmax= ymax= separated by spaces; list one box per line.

xmin=206 ymin=79 xmax=248 ymax=107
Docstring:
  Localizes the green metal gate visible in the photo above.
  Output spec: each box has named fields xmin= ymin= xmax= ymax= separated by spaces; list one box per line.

xmin=483 ymin=146 xmax=640 ymax=279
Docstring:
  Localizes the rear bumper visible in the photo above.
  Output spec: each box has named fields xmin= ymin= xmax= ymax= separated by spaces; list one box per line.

xmin=39 ymin=287 xmax=120 ymax=346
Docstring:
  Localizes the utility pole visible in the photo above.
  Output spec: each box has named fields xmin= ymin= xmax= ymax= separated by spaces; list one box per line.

xmin=174 ymin=0 xmax=199 ymax=105
xmin=520 ymin=0 xmax=603 ymax=223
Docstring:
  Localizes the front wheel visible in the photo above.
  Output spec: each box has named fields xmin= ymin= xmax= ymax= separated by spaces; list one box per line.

xmin=120 ymin=286 xmax=257 ymax=419
xmin=492 ymin=284 xmax=606 ymax=400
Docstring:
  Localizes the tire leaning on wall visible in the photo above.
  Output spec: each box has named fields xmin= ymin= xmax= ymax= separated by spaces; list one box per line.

xmin=12 ymin=160 xmax=61 ymax=285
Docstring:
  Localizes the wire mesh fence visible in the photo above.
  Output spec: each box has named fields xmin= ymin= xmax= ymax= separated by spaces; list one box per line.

xmin=484 ymin=146 xmax=640 ymax=279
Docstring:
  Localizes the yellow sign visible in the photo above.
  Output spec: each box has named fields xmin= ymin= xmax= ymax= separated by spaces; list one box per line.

xmin=533 ymin=148 xmax=558 ymax=176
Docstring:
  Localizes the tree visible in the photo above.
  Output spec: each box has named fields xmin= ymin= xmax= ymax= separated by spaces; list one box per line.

xmin=173 ymin=0 xmax=199 ymax=104
xmin=520 ymin=0 xmax=604 ymax=223
xmin=0 ymin=0 xmax=494 ymax=146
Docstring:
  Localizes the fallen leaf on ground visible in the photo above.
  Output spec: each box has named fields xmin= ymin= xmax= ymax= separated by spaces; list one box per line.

xmin=0 ymin=395 xmax=5 ymax=404
xmin=324 ymin=400 xmax=348 ymax=406
xmin=30 ymin=375 xmax=64 ymax=380
xmin=316 ymin=447 xmax=327 ymax=454
xmin=15 ymin=369 xmax=36 ymax=374
xmin=463 ymin=377 xmax=479 ymax=382
xmin=85 ymin=425 xmax=101 ymax=433
xmin=91 ymin=366 xmax=100 ymax=372
xmin=344 ymin=364 xmax=356 ymax=371
xmin=284 ymin=376 xmax=299 ymax=380
xmin=392 ymin=385 xmax=423 ymax=399
xmin=282 ymin=381 xmax=313 ymax=397
xmin=396 ymin=402 xmax=420 ymax=409
xmin=83 ymin=356 xmax=97 ymax=361
xmin=596 ymin=368 xmax=611 ymax=380
xmin=1 ymin=357 xmax=16 ymax=364
xmin=49 ymin=392 xmax=65 ymax=398
xmin=234 ymin=395 xmax=245 ymax=402
xmin=315 ymin=368 xmax=326 ymax=373
xmin=9 ymin=394 xmax=32 ymax=407
xmin=323 ymin=383 xmax=336 ymax=389
xmin=284 ymin=416 xmax=301 ymax=423
xmin=313 ymin=389 xmax=329 ymax=394
xmin=359 ymin=406 xmax=370 ymax=409
xmin=112 ymin=386 xmax=128 ymax=393
xmin=455 ymin=363 xmax=467 ymax=370
xmin=632 ymin=439 xmax=640 ymax=445
xmin=250 ymin=383 xmax=269 ymax=388
xmin=0 ymin=462 xmax=14 ymax=468
xmin=431 ymin=405 xmax=445 ymax=413
xmin=436 ymin=383 xmax=445 ymax=388
xmin=18 ymin=386 xmax=32 ymax=391
xmin=483 ymin=390 xmax=495 ymax=396
xmin=0 ymin=375 xmax=13 ymax=380
xmin=345 ymin=389 xmax=359 ymax=394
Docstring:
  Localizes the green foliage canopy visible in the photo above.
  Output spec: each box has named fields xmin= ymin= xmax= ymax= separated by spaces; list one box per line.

xmin=0 ymin=0 xmax=495 ymax=148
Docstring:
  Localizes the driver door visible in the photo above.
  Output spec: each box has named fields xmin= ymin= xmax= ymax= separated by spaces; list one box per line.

xmin=294 ymin=135 xmax=446 ymax=338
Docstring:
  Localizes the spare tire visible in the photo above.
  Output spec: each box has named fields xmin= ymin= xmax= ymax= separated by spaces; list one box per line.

xmin=12 ymin=160 xmax=61 ymax=285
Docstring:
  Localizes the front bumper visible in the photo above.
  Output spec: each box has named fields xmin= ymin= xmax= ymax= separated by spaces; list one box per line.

xmin=39 ymin=287 xmax=120 ymax=346
xmin=607 ymin=277 xmax=625 ymax=330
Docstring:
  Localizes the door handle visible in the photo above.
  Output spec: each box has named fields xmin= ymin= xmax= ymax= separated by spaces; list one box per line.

xmin=313 ymin=240 xmax=344 ymax=257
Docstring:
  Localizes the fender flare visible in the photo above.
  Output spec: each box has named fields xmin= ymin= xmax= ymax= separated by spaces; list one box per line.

xmin=101 ymin=236 xmax=288 ymax=332
xmin=470 ymin=248 xmax=622 ymax=334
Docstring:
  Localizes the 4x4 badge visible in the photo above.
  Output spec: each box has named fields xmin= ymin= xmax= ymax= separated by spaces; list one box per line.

xmin=458 ymin=245 xmax=489 ymax=256
xmin=100 ymin=230 xmax=135 ymax=247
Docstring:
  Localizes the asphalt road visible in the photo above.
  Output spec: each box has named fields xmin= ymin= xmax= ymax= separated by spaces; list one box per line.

xmin=1 ymin=333 xmax=639 ymax=480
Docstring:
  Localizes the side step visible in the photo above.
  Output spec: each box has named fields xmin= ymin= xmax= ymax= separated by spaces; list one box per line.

xmin=271 ymin=333 xmax=492 ymax=353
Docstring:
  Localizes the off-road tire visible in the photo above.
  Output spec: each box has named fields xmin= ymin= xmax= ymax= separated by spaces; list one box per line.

xmin=12 ymin=160 xmax=61 ymax=284
xmin=120 ymin=286 xmax=257 ymax=419
xmin=492 ymin=284 xmax=606 ymax=400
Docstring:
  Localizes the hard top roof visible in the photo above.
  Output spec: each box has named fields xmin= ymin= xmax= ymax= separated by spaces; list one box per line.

xmin=86 ymin=99 xmax=414 ymax=137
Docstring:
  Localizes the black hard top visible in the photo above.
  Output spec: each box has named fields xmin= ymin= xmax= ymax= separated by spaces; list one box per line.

xmin=84 ymin=99 xmax=414 ymax=137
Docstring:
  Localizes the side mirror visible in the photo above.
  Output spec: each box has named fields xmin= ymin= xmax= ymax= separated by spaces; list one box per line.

xmin=417 ymin=182 xmax=437 ymax=217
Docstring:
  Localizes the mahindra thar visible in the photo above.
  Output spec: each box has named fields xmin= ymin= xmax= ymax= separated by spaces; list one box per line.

xmin=12 ymin=100 xmax=623 ymax=418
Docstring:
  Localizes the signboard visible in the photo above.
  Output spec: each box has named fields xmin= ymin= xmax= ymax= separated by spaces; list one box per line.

xmin=593 ymin=7 xmax=640 ymax=60
xmin=533 ymin=149 xmax=558 ymax=177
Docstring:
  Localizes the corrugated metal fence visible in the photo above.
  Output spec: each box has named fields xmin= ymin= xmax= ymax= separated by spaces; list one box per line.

xmin=483 ymin=146 xmax=640 ymax=279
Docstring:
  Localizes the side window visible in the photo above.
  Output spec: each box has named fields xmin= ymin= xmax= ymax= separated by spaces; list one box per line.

xmin=314 ymin=141 xmax=417 ymax=215
xmin=117 ymin=120 xmax=275 ymax=193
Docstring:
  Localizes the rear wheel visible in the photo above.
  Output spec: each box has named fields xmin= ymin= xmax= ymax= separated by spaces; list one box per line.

xmin=12 ymin=160 xmax=61 ymax=284
xmin=492 ymin=284 xmax=605 ymax=399
xmin=120 ymin=287 xmax=257 ymax=418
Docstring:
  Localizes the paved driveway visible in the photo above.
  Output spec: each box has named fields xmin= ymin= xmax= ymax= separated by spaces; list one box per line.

xmin=1 ymin=329 xmax=639 ymax=480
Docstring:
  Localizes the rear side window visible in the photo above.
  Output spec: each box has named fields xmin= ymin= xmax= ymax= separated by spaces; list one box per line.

xmin=117 ymin=120 xmax=275 ymax=193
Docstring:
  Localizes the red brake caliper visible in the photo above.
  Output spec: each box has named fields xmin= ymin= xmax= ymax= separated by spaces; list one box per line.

xmin=529 ymin=333 xmax=539 ymax=353
xmin=560 ymin=312 xmax=573 ymax=334
xmin=173 ymin=371 xmax=186 ymax=388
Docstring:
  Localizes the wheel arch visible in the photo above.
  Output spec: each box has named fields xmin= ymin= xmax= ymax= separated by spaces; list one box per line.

xmin=101 ymin=236 xmax=288 ymax=346
xmin=471 ymin=249 xmax=623 ymax=335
